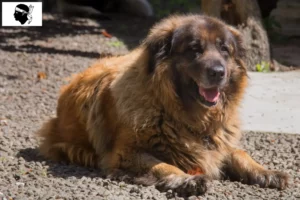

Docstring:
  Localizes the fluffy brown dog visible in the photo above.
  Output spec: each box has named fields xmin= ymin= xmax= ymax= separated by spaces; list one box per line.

xmin=37 ymin=15 xmax=288 ymax=196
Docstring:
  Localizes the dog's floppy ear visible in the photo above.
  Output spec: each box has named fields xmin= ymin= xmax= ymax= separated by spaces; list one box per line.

xmin=228 ymin=26 xmax=247 ymax=72
xmin=228 ymin=26 xmax=246 ymax=59
xmin=143 ymin=18 xmax=178 ymax=73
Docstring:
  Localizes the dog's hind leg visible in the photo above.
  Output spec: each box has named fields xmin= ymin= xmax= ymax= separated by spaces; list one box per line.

xmin=46 ymin=142 xmax=99 ymax=167
xmin=36 ymin=118 xmax=99 ymax=168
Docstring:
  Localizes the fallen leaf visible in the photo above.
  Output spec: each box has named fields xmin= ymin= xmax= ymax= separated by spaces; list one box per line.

xmin=101 ymin=29 xmax=113 ymax=38
xmin=37 ymin=72 xmax=47 ymax=80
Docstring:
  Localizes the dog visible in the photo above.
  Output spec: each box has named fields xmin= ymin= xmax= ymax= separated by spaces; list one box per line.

xmin=36 ymin=14 xmax=289 ymax=196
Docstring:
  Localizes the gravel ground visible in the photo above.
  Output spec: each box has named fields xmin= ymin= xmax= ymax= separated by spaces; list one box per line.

xmin=0 ymin=14 xmax=299 ymax=200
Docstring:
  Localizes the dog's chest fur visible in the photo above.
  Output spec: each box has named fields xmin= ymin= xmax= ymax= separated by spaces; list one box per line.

xmin=136 ymin=110 xmax=227 ymax=177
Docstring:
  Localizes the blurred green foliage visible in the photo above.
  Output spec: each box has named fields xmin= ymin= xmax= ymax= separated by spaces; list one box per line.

xmin=256 ymin=61 xmax=270 ymax=72
xmin=262 ymin=16 xmax=289 ymax=43
xmin=107 ymin=40 xmax=125 ymax=48
xmin=263 ymin=15 xmax=281 ymax=31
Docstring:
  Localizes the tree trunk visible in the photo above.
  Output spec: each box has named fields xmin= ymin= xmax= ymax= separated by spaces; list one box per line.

xmin=201 ymin=0 xmax=271 ymax=71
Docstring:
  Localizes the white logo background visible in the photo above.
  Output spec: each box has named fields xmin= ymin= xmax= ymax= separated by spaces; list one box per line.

xmin=2 ymin=2 xmax=42 ymax=26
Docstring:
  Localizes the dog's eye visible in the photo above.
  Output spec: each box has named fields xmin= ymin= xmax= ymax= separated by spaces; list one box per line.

xmin=184 ymin=46 xmax=203 ymax=59
xmin=220 ymin=45 xmax=229 ymax=53
xmin=191 ymin=46 xmax=203 ymax=55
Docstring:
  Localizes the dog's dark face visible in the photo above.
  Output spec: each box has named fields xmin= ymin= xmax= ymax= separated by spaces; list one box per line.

xmin=146 ymin=15 xmax=247 ymax=108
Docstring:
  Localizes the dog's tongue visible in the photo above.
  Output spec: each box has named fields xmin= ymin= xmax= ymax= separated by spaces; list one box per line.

xmin=199 ymin=87 xmax=220 ymax=102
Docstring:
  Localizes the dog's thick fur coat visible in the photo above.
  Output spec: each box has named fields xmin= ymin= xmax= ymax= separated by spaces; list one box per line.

xmin=37 ymin=15 xmax=288 ymax=196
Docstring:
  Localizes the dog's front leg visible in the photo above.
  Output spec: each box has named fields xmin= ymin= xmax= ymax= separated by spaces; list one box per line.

xmin=108 ymin=152 xmax=208 ymax=196
xmin=224 ymin=149 xmax=289 ymax=189
xmin=135 ymin=153 xmax=209 ymax=196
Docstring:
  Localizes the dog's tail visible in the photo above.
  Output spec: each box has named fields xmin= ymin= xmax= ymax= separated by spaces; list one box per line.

xmin=36 ymin=118 xmax=99 ymax=168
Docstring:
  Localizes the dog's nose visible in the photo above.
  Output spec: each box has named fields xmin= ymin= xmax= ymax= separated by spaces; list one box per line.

xmin=207 ymin=65 xmax=225 ymax=83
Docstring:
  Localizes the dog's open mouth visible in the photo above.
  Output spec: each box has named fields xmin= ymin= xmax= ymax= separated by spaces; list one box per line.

xmin=198 ymin=86 xmax=220 ymax=107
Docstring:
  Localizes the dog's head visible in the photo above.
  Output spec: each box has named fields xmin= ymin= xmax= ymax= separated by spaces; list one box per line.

xmin=143 ymin=15 xmax=247 ymax=109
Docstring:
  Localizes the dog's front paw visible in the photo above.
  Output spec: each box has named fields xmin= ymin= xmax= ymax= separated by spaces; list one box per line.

xmin=244 ymin=170 xmax=289 ymax=190
xmin=155 ymin=174 xmax=208 ymax=196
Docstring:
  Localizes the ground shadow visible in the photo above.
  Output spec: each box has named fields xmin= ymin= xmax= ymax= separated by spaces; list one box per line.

xmin=0 ymin=13 xmax=156 ymax=58
xmin=0 ymin=72 xmax=20 ymax=80
xmin=17 ymin=147 xmax=103 ymax=179
xmin=0 ymin=44 xmax=102 ymax=58
xmin=16 ymin=148 xmax=190 ymax=199
xmin=17 ymin=147 xmax=138 ymax=189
